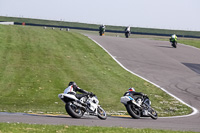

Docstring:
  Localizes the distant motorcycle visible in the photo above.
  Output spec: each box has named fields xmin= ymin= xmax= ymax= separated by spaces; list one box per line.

xmin=121 ymin=94 xmax=158 ymax=119
xmin=170 ymin=35 xmax=177 ymax=48
xmin=125 ymin=31 xmax=130 ymax=38
xmin=58 ymin=92 xmax=107 ymax=120
xmin=99 ymin=25 xmax=105 ymax=36
xmin=124 ymin=26 xmax=131 ymax=38
xmin=99 ymin=29 xmax=105 ymax=36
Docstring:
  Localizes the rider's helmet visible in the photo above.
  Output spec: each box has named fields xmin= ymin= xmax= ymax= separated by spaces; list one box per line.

xmin=172 ymin=34 xmax=176 ymax=39
xmin=128 ymin=87 xmax=135 ymax=92
xmin=68 ymin=81 xmax=77 ymax=87
xmin=68 ymin=81 xmax=78 ymax=90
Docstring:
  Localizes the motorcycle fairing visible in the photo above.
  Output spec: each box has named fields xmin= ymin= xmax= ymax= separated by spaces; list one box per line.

xmin=58 ymin=93 xmax=78 ymax=102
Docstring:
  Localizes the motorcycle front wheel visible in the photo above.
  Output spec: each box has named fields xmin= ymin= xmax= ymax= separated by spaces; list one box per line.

xmin=65 ymin=102 xmax=84 ymax=118
xmin=172 ymin=42 xmax=177 ymax=48
xmin=97 ymin=106 xmax=107 ymax=120
xmin=125 ymin=33 xmax=129 ymax=38
xmin=126 ymin=104 xmax=141 ymax=119
xmin=148 ymin=108 xmax=158 ymax=120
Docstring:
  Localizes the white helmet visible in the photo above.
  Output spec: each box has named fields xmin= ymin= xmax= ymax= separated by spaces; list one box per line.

xmin=172 ymin=34 xmax=176 ymax=38
xmin=128 ymin=87 xmax=135 ymax=92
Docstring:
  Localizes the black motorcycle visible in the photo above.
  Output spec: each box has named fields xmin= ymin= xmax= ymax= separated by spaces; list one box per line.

xmin=99 ymin=26 xmax=105 ymax=36
xmin=125 ymin=31 xmax=130 ymax=38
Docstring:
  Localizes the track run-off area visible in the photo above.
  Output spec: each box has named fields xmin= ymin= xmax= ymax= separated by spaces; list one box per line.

xmin=1 ymin=34 xmax=200 ymax=132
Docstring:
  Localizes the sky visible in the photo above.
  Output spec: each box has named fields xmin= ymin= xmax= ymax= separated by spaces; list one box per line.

xmin=0 ymin=0 xmax=200 ymax=31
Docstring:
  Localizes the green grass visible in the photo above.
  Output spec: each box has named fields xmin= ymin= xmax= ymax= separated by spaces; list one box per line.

xmin=178 ymin=39 xmax=200 ymax=48
xmin=1 ymin=16 xmax=200 ymax=37
xmin=0 ymin=123 xmax=199 ymax=133
xmin=0 ymin=25 xmax=193 ymax=117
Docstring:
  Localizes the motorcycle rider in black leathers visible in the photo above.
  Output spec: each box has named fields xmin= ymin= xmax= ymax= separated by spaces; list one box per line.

xmin=64 ymin=81 xmax=92 ymax=99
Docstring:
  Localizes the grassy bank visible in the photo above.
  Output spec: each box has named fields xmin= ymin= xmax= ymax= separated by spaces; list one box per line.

xmin=0 ymin=123 xmax=199 ymax=133
xmin=0 ymin=25 xmax=192 ymax=116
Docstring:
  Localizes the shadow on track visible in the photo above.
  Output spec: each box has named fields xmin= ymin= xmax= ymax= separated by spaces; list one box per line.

xmin=157 ymin=46 xmax=173 ymax=48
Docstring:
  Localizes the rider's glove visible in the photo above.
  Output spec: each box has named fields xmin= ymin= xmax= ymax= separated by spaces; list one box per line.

xmin=88 ymin=92 xmax=93 ymax=96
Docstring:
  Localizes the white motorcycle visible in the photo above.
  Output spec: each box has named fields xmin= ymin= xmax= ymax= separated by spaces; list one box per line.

xmin=58 ymin=92 xmax=107 ymax=120
xmin=121 ymin=94 xmax=158 ymax=119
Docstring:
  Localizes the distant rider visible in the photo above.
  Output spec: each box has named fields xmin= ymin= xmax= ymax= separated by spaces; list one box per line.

xmin=99 ymin=24 xmax=106 ymax=35
xmin=125 ymin=26 xmax=131 ymax=33
xmin=125 ymin=26 xmax=131 ymax=38
xmin=101 ymin=24 xmax=106 ymax=31
xmin=64 ymin=81 xmax=91 ymax=99
xmin=170 ymin=34 xmax=177 ymax=43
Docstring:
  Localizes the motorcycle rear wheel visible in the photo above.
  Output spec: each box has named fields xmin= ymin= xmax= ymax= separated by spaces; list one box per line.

xmin=65 ymin=102 xmax=84 ymax=118
xmin=126 ymin=104 xmax=141 ymax=119
xmin=97 ymin=106 xmax=107 ymax=120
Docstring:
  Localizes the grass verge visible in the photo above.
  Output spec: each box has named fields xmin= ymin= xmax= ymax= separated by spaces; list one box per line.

xmin=0 ymin=123 xmax=199 ymax=133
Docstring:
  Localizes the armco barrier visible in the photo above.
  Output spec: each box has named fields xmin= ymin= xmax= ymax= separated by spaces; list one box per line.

xmin=13 ymin=22 xmax=200 ymax=39
xmin=14 ymin=22 xmax=98 ymax=31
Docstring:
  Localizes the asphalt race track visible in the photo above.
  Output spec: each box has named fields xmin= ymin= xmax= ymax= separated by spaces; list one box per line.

xmin=1 ymin=34 xmax=200 ymax=132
